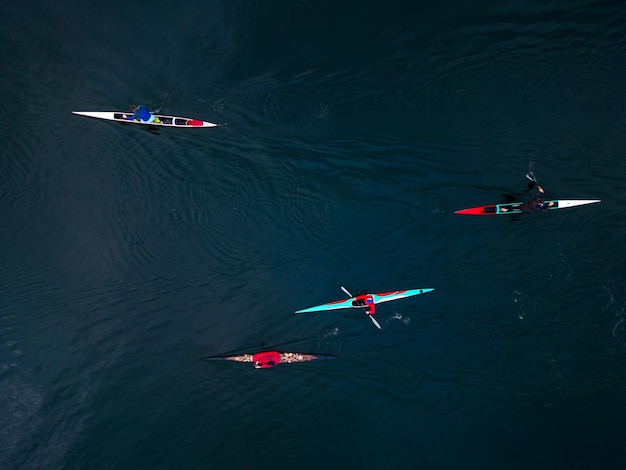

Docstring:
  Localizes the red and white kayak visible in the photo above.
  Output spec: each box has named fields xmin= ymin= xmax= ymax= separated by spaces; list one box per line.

xmin=72 ymin=111 xmax=218 ymax=128
xmin=454 ymin=199 xmax=601 ymax=215
xmin=202 ymin=351 xmax=337 ymax=368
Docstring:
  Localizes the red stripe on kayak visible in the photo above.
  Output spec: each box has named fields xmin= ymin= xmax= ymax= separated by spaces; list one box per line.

xmin=187 ymin=119 xmax=204 ymax=126
xmin=375 ymin=290 xmax=407 ymax=297
xmin=454 ymin=205 xmax=495 ymax=215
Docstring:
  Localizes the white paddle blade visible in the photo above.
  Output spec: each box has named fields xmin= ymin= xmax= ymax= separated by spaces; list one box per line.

xmin=340 ymin=286 xmax=352 ymax=298
xmin=369 ymin=315 xmax=382 ymax=329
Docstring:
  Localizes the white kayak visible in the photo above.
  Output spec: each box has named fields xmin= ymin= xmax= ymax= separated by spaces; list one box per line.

xmin=455 ymin=199 xmax=601 ymax=215
xmin=72 ymin=111 xmax=218 ymax=128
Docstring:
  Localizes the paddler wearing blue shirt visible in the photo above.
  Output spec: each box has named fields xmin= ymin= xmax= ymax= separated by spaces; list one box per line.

xmin=128 ymin=105 xmax=160 ymax=123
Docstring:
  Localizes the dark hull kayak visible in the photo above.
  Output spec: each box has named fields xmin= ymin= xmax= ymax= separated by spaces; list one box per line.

xmin=454 ymin=199 xmax=600 ymax=215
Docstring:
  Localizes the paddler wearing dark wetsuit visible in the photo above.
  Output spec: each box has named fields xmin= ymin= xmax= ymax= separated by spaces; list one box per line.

xmin=521 ymin=172 xmax=554 ymax=213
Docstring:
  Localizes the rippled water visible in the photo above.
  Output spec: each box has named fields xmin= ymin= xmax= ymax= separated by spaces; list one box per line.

xmin=2 ymin=1 xmax=626 ymax=468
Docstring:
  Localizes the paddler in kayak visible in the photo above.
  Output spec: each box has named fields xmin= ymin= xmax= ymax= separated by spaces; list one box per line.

xmin=253 ymin=351 xmax=281 ymax=369
xmin=126 ymin=105 xmax=160 ymax=123
xmin=522 ymin=191 xmax=552 ymax=213
xmin=500 ymin=172 xmax=554 ymax=213
xmin=351 ymin=294 xmax=376 ymax=315
xmin=521 ymin=171 xmax=554 ymax=213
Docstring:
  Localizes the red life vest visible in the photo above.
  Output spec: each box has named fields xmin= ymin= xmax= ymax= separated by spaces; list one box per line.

xmin=252 ymin=351 xmax=281 ymax=368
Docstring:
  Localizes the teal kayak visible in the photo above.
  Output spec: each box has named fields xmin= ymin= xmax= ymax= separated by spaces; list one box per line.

xmin=295 ymin=288 xmax=435 ymax=314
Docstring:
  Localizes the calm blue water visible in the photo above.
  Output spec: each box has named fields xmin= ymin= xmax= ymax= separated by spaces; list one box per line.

xmin=2 ymin=1 xmax=626 ymax=468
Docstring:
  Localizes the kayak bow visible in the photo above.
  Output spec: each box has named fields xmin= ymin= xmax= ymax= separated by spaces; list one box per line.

xmin=295 ymin=288 xmax=435 ymax=314
xmin=72 ymin=111 xmax=218 ymax=127
xmin=454 ymin=199 xmax=601 ymax=215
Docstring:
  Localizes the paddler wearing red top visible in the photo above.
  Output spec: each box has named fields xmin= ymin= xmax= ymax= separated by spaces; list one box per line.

xmin=253 ymin=351 xmax=281 ymax=369
xmin=351 ymin=294 xmax=376 ymax=314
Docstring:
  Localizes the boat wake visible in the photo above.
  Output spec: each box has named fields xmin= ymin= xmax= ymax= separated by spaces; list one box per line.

xmin=389 ymin=312 xmax=411 ymax=326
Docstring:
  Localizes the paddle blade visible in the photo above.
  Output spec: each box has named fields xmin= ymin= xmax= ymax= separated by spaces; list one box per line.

xmin=340 ymin=286 xmax=352 ymax=298
xmin=369 ymin=315 xmax=382 ymax=329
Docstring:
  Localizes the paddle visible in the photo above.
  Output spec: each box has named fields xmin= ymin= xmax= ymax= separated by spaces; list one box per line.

xmin=340 ymin=285 xmax=352 ymax=297
xmin=368 ymin=313 xmax=382 ymax=330
xmin=340 ymin=286 xmax=382 ymax=330
xmin=152 ymin=94 xmax=167 ymax=114
xmin=525 ymin=168 xmax=545 ymax=194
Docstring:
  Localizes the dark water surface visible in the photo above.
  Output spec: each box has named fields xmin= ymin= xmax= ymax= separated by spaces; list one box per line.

xmin=2 ymin=1 xmax=626 ymax=468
